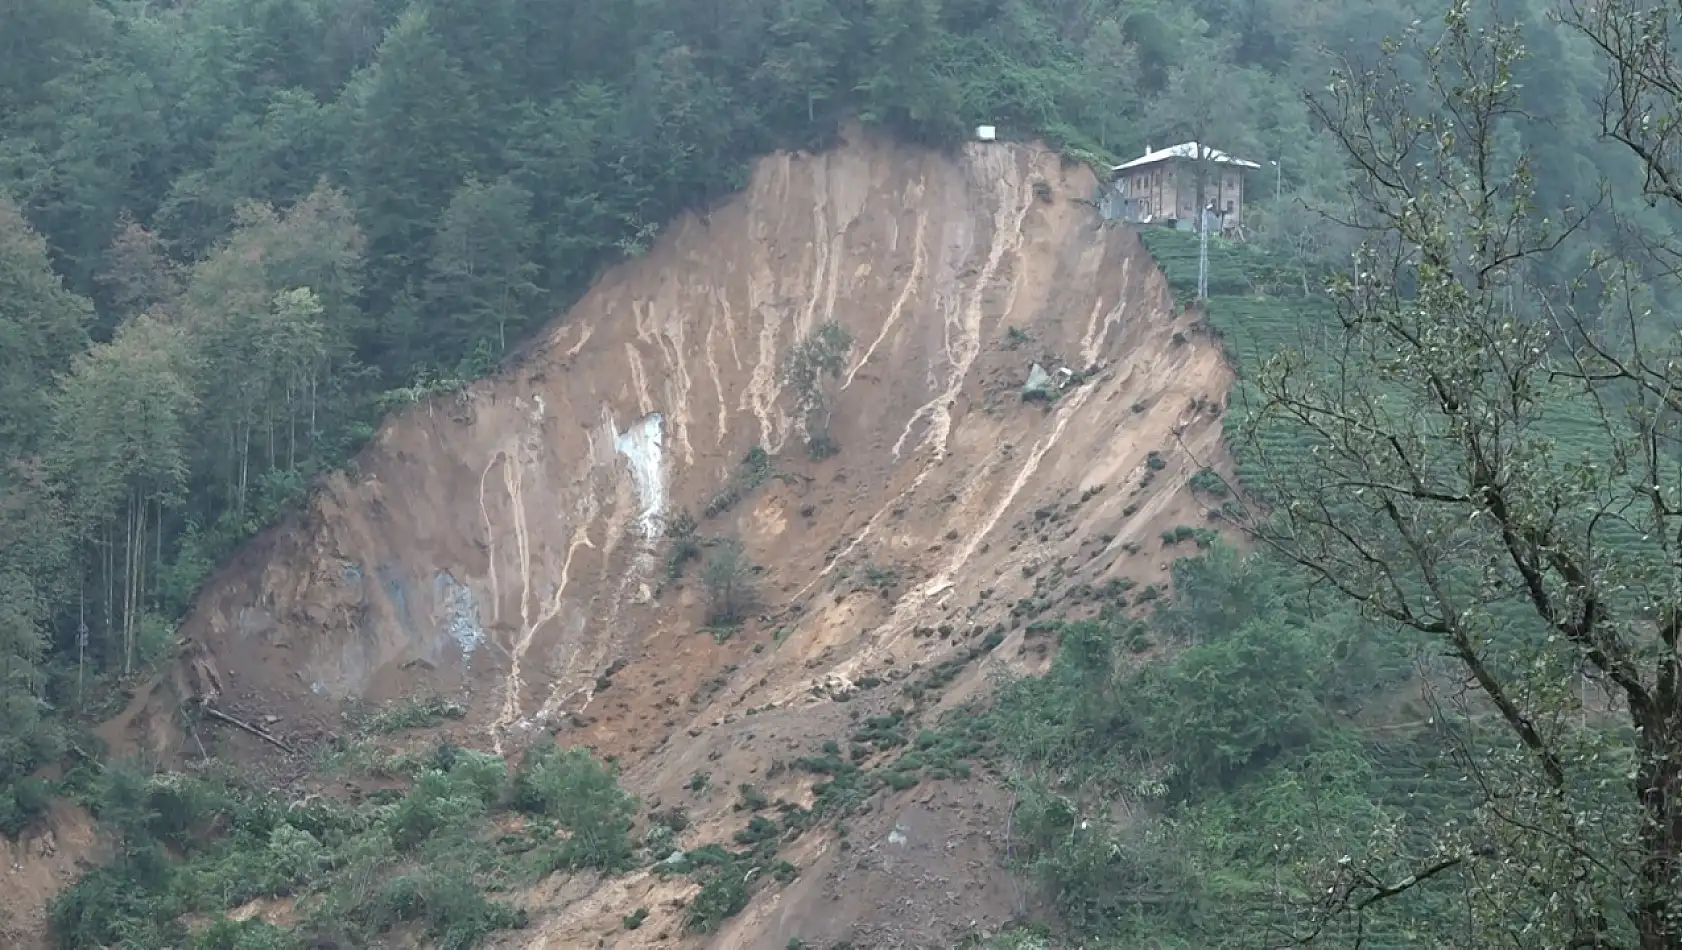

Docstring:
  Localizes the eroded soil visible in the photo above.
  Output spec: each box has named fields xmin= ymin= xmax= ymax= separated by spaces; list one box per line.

xmin=94 ymin=127 xmax=1236 ymax=947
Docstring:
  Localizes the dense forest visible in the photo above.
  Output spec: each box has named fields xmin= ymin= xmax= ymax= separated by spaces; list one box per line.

xmin=9 ymin=0 xmax=1682 ymax=946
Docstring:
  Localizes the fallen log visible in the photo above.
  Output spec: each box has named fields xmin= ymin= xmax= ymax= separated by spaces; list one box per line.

xmin=201 ymin=704 xmax=295 ymax=754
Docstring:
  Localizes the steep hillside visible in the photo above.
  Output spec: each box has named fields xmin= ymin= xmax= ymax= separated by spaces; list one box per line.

xmin=96 ymin=127 xmax=1235 ymax=948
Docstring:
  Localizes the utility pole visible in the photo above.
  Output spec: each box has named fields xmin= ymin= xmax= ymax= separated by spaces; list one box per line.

xmin=1270 ymin=160 xmax=1282 ymax=203
xmin=1197 ymin=202 xmax=1212 ymax=300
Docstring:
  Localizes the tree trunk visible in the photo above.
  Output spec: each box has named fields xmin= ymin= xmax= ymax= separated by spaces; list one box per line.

xmin=238 ymin=422 xmax=250 ymax=521
xmin=1637 ymin=712 xmax=1682 ymax=950
xmin=154 ymin=494 xmax=163 ymax=607
xmin=287 ymin=379 xmax=297 ymax=470
xmin=77 ymin=576 xmax=86 ymax=707
xmin=102 ymin=521 xmax=113 ymax=657
xmin=122 ymin=492 xmax=136 ymax=675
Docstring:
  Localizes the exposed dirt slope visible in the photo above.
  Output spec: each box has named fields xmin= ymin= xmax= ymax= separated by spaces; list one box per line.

xmin=104 ymin=126 xmax=1235 ymax=947
xmin=3 ymin=802 xmax=101 ymax=950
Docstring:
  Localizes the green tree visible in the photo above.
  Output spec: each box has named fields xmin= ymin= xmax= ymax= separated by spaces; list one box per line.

xmin=0 ymin=195 xmax=87 ymax=814
xmin=96 ymin=214 xmax=182 ymax=322
xmin=51 ymin=314 xmax=197 ymax=675
xmin=156 ymin=90 xmax=342 ymax=260
xmin=22 ymin=51 xmax=176 ymax=294
xmin=857 ymin=0 xmax=962 ymax=140
xmin=756 ymin=0 xmax=856 ymax=132
xmin=1077 ymin=16 xmax=1145 ymax=155
xmin=782 ymin=321 xmax=853 ymax=458
xmin=1141 ymin=38 xmax=1263 ymax=224
xmin=344 ymin=5 xmax=481 ymax=332
xmin=1244 ymin=4 xmax=1682 ymax=944
xmin=0 ymin=0 xmax=104 ymax=123
xmin=0 ymin=195 xmax=92 ymax=453
xmin=702 ymin=539 xmax=756 ymax=626
xmin=177 ymin=187 xmax=362 ymax=530
xmin=424 ymin=176 xmax=540 ymax=355
xmin=513 ymin=741 xmax=638 ymax=871
xmin=0 ymin=461 xmax=69 ymax=813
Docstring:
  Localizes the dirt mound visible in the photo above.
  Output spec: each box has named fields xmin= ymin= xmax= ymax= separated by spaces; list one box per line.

xmin=104 ymin=126 xmax=1235 ymax=945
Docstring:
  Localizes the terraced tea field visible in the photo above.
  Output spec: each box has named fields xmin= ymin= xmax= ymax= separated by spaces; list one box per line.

xmin=1137 ymin=226 xmax=1656 ymax=559
xmin=1135 ymin=225 xmax=1645 ymax=948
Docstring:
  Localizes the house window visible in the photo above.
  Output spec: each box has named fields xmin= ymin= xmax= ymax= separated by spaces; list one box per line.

xmin=1225 ymin=200 xmax=1234 ymax=212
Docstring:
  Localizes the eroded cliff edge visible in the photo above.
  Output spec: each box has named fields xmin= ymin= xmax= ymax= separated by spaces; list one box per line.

xmin=98 ymin=127 xmax=1235 ymax=948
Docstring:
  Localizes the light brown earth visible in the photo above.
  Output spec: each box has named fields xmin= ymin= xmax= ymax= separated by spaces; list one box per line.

xmin=3 ymin=801 xmax=101 ymax=950
xmin=85 ymin=125 xmax=1237 ymax=948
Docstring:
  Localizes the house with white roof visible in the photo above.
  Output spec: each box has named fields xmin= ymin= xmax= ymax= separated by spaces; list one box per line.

xmin=1105 ymin=141 xmax=1261 ymax=233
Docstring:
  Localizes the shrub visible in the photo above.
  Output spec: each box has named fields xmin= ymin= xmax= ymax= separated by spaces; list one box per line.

xmin=782 ymin=322 xmax=853 ymax=458
xmin=667 ymin=535 xmax=702 ymax=579
xmin=702 ymin=539 xmax=755 ymax=626
xmin=737 ymin=784 xmax=769 ymax=811
xmin=513 ymin=742 xmax=637 ymax=872
xmin=385 ymin=769 xmax=492 ymax=851
xmin=862 ymin=564 xmax=898 ymax=589
xmin=1188 ymin=467 xmax=1229 ymax=498
xmin=188 ymin=918 xmax=305 ymax=950
xmin=1136 ymin=620 xmax=1322 ymax=792
xmin=686 ymin=870 xmax=750 ymax=932
xmin=0 ymin=777 xmax=53 ymax=838
xmin=354 ymin=694 xmax=467 ymax=734
xmin=666 ymin=508 xmax=703 ymax=577
xmin=1160 ymin=525 xmax=1195 ymax=545
xmin=704 ymin=449 xmax=775 ymax=517
xmin=50 ymin=761 xmax=531 ymax=950
xmin=265 ymin=822 xmax=329 ymax=884
xmin=358 ymin=867 xmax=527 ymax=950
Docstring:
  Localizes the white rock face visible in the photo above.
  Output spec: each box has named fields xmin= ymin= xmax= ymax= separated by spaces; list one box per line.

xmin=613 ymin=411 xmax=666 ymax=540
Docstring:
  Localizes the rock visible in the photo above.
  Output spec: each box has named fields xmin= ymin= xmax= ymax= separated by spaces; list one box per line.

xmin=1022 ymin=363 xmax=1054 ymax=398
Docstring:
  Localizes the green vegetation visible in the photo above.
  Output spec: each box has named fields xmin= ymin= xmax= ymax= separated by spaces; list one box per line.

xmin=1187 ymin=467 xmax=1229 ymax=498
xmin=3 ymin=0 xmax=1681 ymax=943
xmin=511 ymin=740 xmax=638 ymax=873
xmin=701 ymin=538 xmax=756 ymax=628
xmin=906 ymin=547 xmax=1440 ymax=947
xmin=4 ymin=0 xmax=1314 ymax=848
xmin=649 ymin=798 xmax=803 ymax=935
xmin=704 ymin=446 xmax=775 ymax=518
xmin=950 ymin=2 xmax=1682 ymax=946
xmin=47 ymin=741 xmax=632 ymax=950
xmin=346 ymin=694 xmax=468 ymax=735
xmin=1158 ymin=524 xmax=1216 ymax=548
xmin=782 ymin=321 xmax=854 ymax=459
xmin=11 ymin=0 xmax=1634 ymax=825
xmin=664 ymin=509 xmax=703 ymax=580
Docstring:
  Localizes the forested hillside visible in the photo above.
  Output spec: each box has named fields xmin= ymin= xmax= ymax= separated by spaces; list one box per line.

xmin=0 ymin=0 xmax=1373 ymax=827
xmin=9 ymin=0 xmax=1682 ymax=947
